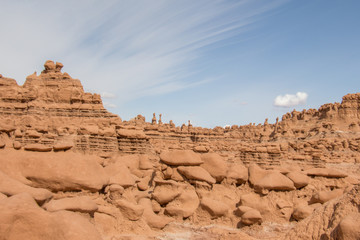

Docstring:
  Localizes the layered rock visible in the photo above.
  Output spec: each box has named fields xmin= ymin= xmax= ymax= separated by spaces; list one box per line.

xmin=1 ymin=61 xmax=360 ymax=240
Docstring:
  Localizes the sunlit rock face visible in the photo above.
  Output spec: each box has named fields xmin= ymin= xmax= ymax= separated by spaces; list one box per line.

xmin=0 ymin=60 xmax=360 ymax=240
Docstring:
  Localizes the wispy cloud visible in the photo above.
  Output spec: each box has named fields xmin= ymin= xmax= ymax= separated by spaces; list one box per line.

xmin=103 ymin=102 xmax=117 ymax=109
xmin=0 ymin=0 xmax=287 ymax=105
xmin=101 ymin=92 xmax=116 ymax=99
xmin=274 ymin=92 xmax=308 ymax=107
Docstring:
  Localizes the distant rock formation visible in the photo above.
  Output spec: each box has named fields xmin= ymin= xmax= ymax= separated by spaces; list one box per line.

xmin=1 ymin=60 xmax=360 ymax=168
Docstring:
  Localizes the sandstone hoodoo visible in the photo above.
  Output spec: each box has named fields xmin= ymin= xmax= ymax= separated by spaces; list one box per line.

xmin=0 ymin=60 xmax=360 ymax=239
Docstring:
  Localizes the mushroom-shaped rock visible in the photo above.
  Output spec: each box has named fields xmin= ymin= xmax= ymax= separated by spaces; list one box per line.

xmin=114 ymin=199 xmax=144 ymax=221
xmin=43 ymin=196 xmax=98 ymax=214
xmin=160 ymin=150 xmax=203 ymax=166
xmin=44 ymin=60 xmax=56 ymax=72
xmin=309 ymin=189 xmax=344 ymax=204
xmin=333 ymin=213 xmax=360 ymax=240
xmin=200 ymin=153 xmax=227 ymax=183
xmin=177 ymin=166 xmax=216 ymax=184
xmin=55 ymin=62 xmax=63 ymax=72
xmin=24 ymin=144 xmax=52 ymax=152
xmin=200 ymin=197 xmax=229 ymax=218
xmin=165 ymin=185 xmax=199 ymax=218
xmin=226 ymin=163 xmax=248 ymax=185
xmin=254 ymin=171 xmax=296 ymax=192
xmin=0 ymin=170 xmax=53 ymax=204
xmin=138 ymin=198 xmax=173 ymax=229
xmin=292 ymin=204 xmax=314 ymax=221
xmin=304 ymin=168 xmax=347 ymax=178
xmin=286 ymin=171 xmax=310 ymax=189
xmin=241 ymin=209 xmax=262 ymax=226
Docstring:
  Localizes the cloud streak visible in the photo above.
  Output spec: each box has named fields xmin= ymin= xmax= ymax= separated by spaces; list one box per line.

xmin=274 ymin=92 xmax=308 ymax=107
xmin=0 ymin=0 xmax=287 ymax=106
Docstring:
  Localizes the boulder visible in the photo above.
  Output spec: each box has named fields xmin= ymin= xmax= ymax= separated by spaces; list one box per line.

xmin=25 ymin=152 xmax=108 ymax=192
xmin=241 ymin=209 xmax=262 ymax=226
xmin=226 ymin=163 xmax=248 ymax=185
xmin=160 ymin=150 xmax=203 ymax=166
xmin=137 ymin=175 xmax=151 ymax=191
xmin=24 ymin=143 xmax=52 ymax=152
xmin=0 ymin=140 xmax=5 ymax=148
xmin=114 ymin=199 xmax=144 ymax=221
xmin=286 ymin=171 xmax=310 ymax=188
xmin=309 ymin=189 xmax=344 ymax=204
xmin=333 ymin=213 xmax=360 ymax=240
xmin=235 ymin=206 xmax=254 ymax=217
xmin=171 ymin=168 xmax=185 ymax=181
xmin=0 ymin=193 xmax=102 ymax=240
xmin=43 ymin=196 xmax=98 ymax=214
xmin=53 ymin=142 xmax=73 ymax=151
xmin=248 ymin=164 xmax=267 ymax=186
xmin=0 ymin=151 xmax=108 ymax=192
xmin=138 ymin=155 xmax=153 ymax=170
xmin=254 ymin=171 xmax=296 ymax=192
xmin=138 ymin=198 xmax=173 ymax=229
xmin=200 ymin=153 xmax=227 ymax=182
xmin=292 ymin=204 xmax=314 ymax=221
xmin=152 ymin=200 xmax=161 ymax=213
xmin=107 ymin=184 xmax=124 ymax=200
xmin=200 ymin=197 xmax=229 ymax=218
xmin=165 ymin=185 xmax=199 ymax=218
xmin=193 ymin=146 xmax=209 ymax=153
xmin=305 ymin=168 xmax=347 ymax=178
xmin=117 ymin=129 xmax=148 ymax=139
xmin=106 ymin=165 xmax=136 ymax=188
xmin=239 ymin=193 xmax=270 ymax=215
xmin=13 ymin=141 xmax=22 ymax=150
xmin=152 ymin=180 xmax=183 ymax=205
xmin=177 ymin=166 xmax=216 ymax=184
xmin=162 ymin=166 xmax=173 ymax=179
xmin=0 ymin=170 xmax=52 ymax=203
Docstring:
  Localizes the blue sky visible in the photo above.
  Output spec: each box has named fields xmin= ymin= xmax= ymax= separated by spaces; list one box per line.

xmin=0 ymin=1 xmax=359 ymax=127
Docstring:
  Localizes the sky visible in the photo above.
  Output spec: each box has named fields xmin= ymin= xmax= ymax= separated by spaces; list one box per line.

xmin=0 ymin=0 xmax=359 ymax=128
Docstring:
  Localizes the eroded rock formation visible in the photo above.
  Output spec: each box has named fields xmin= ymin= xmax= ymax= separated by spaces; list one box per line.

xmin=0 ymin=61 xmax=360 ymax=240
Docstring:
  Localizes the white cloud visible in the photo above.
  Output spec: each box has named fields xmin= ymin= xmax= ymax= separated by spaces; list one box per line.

xmin=103 ymin=102 xmax=117 ymax=108
xmin=274 ymin=92 xmax=308 ymax=107
xmin=101 ymin=92 xmax=116 ymax=99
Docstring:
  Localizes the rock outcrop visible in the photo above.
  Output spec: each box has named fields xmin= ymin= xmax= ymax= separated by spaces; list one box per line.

xmin=1 ymin=60 xmax=360 ymax=240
